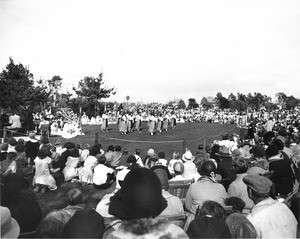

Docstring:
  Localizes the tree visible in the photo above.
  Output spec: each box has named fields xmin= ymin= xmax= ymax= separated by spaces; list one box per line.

xmin=188 ymin=98 xmax=199 ymax=109
xmin=177 ymin=99 xmax=186 ymax=109
xmin=215 ymin=92 xmax=229 ymax=109
xmin=73 ymin=72 xmax=116 ymax=117
xmin=275 ymin=92 xmax=287 ymax=109
xmin=286 ymin=95 xmax=299 ymax=110
xmin=47 ymin=75 xmax=63 ymax=107
xmin=200 ymin=97 xmax=213 ymax=110
xmin=0 ymin=57 xmax=49 ymax=110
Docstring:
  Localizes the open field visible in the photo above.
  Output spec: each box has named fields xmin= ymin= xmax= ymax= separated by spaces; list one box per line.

xmin=36 ymin=122 xmax=240 ymax=216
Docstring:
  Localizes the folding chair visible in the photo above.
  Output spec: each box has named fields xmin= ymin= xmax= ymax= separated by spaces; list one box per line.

xmin=168 ymin=179 xmax=194 ymax=203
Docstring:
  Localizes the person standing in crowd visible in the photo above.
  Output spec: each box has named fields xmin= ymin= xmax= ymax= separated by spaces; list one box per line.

xmin=148 ymin=113 xmax=156 ymax=136
xmin=0 ymin=109 xmax=10 ymax=137
xmin=243 ymin=174 xmax=298 ymax=238
xmin=33 ymin=146 xmax=57 ymax=193
xmin=101 ymin=111 xmax=109 ymax=132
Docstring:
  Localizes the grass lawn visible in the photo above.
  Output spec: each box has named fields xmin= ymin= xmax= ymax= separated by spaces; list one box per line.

xmin=36 ymin=122 xmax=240 ymax=217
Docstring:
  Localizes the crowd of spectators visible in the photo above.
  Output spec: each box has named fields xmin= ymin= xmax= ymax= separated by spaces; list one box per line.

xmin=1 ymin=118 xmax=300 ymax=238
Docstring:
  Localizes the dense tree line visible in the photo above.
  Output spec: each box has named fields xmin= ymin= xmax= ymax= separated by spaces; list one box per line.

xmin=1 ymin=58 xmax=299 ymax=117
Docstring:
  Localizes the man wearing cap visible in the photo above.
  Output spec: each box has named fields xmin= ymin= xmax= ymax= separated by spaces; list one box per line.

xmin=243 ymin=174 xmax=298 ymax=238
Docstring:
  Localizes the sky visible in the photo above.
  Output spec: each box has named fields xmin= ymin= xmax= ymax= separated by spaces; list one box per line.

xmin=1 ymin=0 xmax=300 ymax=104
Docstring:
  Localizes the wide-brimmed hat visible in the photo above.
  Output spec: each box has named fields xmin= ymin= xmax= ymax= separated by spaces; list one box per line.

xmin=108 ymin=168 xmax=167 ymax=220
xmin=216 ymin=146 xmax=232 ymax=158
xmin=182 ymin=151 xmax=193 ymax=161
xmin=1 ymin=206 xmax=20 ymax=239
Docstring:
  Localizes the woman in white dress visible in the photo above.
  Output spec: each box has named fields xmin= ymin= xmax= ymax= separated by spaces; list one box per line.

xmin=33 ymin=146 xmax=57 ymax=193
xmin=78 ymin=146 xmax=98 ymax=185
xmin=148 ymin=114 xmax=156 ymax=136
xmin=101 ymin=112 xmax=108 ymax=132
xmin=63 ymin=148 xmax=80 ymax=181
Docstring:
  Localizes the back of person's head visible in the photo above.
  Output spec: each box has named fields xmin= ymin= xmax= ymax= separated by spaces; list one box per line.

xmin=36 ymin=210 xmax=71 ymax=238
xmin=198 ymin=144 xmax=204 ymax=150
xmin=158 ymin=150 xmax=166 ymax=159
xmin=173 ymin=161 xmax=184 ymax=175
xmin=200 ymin=160 xmax=216 ymax=177
xmin=6 ymin=151 xmax=17 ymax=161
xmin=232 ymin=158 xmax=248 ymax=174
xmin=98 ymin=155 xmax=106 ymax=164
xmin=265 ymin=144 xmax=279 ymax=159
xmin=263 ymin=131 xmax=275 ymax=145
xmin=135 ymin=148 xmax=141 ymax=155
xmin=1 ymin=142 xmax=9 ymax=151
xmin=41 ymin=137 xmax=50 ymax=145
xmin=66 ymin=188 xmax=84 ymax=205
xmin=197 ymin=200 xmax=227 ymax=220
xmin=8 ymin=137 xmax=17 ymax=146
xmin=89 ymin=146 xmax=99 ymax=156
xmin=273 ymin=138 xmax=284 ymax=150
xmin=127 ymin=154 xmax=137 ymax=164
xmin=187 ymin=216 xmax=232 ymax=239
xmin=225 ymin=197 xmax=246 ymax=213
xmin=83 ymin=143 xmax=90 ymax=149
xmin=17 ymin=138 xmax=25 ymax=145
xmin=123 ymin=148 xmax=129 ymax=154
xmin=38 ymin=145 xmax=51 ymax=159
xmin=63 ymin=209 xmax=105 ymax=238
xmin=114 ymin=145 xmax=122 ymax=152
xmin=70 ymin=148 xmax=80 ymax=158
xmin=153 ymin=167 xmax=169 ymax=190
xmin=226 ymin=213 xmax=257 ymax=239
xmin=172 ymin=151 xmax=180 ymax=159
xmin=107 ymin=145 xmax=114 ymax=152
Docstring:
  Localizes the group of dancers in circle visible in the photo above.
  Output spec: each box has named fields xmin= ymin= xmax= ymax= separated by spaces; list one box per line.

xmin=114 ymin=111 xmax=177 ymax=135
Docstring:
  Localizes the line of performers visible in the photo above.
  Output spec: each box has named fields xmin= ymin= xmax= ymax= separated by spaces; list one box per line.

xmin=115 ymin=112 xmax=177 ymax=135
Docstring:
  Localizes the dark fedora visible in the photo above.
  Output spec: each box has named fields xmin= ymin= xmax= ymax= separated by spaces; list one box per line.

xmin=109 ymin=168 xmax=167 ymax=220
xmin=216 ymin=146 xmax=232 ymax=158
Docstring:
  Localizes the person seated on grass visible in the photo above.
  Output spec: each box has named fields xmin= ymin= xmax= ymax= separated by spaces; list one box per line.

xmin=61 ymin=188 xmax=86 ymax=217
xmin=93 ymin=155 xmax=115 ymax=189
xmin=36 ymin=209 xmax=72 ymax=238
xmin=127 ymin=154 xmax=141 ymax=170
xmin=134 ymin=148 xmax=144 ymax=167
xmin=106 ymin=168 xmax=188 ymax=238
xmin=33 ymin=145 xmax=57 ymax=193
xmin=144 ymin=148 xmax=156 ymax=168
xmin=7 ymin=137 xmax=17 ymax=153
xmin=78 ymin=146 xmax=98 ymax=186
xmin=80 ymin=143 xmax=90 ymax=163
xmin=63 ymin=148 xmax=80 ymax=181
